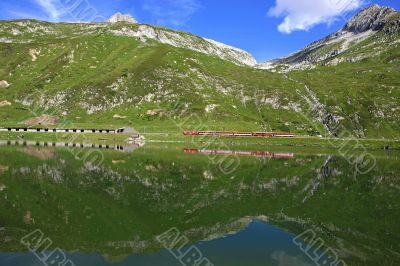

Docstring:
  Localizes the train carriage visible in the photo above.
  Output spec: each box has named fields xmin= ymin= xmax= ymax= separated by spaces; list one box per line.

xmin=183 ymin=131 xmax=295 ymax=138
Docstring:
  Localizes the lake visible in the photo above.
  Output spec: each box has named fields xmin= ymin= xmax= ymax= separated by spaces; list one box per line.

xmin=0 ymin=141 xmax=399 ymax=266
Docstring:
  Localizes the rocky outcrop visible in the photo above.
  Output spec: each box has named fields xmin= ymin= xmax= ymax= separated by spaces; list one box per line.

xmin=113 ymin=114 xmax=127 ymax=119
xmin=0 ymin=100 xmax=11 ymax=107
xmin=203 ymin=38 xmax=257 ymax=66
xmin=384 ymin=14 xmax=400 ymax=34
xmin=0 ymin=80 xmax=10 ymax=89
xmin=146 ymin=109 xmax=164 ymax=116
xmin=108 ymin=13 xmax=137 ymax=24
xmin=343 ymin=4 xmax=396 ymax=33
xmin=297 ymin=84 xmax=339 ymax=136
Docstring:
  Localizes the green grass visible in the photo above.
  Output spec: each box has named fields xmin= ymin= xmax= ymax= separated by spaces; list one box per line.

xmin=0 ymin=19 xmax=399 ymax=140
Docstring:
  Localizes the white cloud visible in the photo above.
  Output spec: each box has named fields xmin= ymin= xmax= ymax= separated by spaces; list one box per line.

xmin=33 ymin=0 xmax=64 ymax=21
xmin=142 ymin=0 xmax=200 ymax=26
xmin=268 ymin=0 xmax=364 ymax=34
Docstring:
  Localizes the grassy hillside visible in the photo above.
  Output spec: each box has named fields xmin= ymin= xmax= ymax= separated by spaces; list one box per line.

xmin=290 ymin=29 xmax=400 ymax=138
xmin=0 ymin=19 xmax=399 ymax=138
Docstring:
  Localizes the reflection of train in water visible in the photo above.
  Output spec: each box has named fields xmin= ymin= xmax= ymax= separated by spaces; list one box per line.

xmin=183 ymin=149 xmax=295 ymax=159
xmin=183 ymin=131 xmax=295 ymax=137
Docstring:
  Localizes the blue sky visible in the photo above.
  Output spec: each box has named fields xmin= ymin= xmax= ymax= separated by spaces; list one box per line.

xmin=0 ymin=0 xmax=399 ymax=61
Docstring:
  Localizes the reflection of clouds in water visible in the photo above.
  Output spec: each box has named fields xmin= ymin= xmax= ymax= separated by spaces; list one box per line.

xmin=271 ymin=250 xmax=313 ymax=266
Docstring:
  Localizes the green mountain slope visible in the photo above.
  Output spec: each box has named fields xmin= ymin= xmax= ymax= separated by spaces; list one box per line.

xmin=0 ymin=5 xmax=399 ymax=138
xmin=0 ymin=20 xmax=320 ymax=134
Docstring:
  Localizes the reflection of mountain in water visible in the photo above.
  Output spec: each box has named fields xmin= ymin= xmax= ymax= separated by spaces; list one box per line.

xmin=0 ymin=140 xmax=143 ymax=153
xmin=302 ymin=155 xmax=336 ymax=203
xmin=0 ymin=144 xmax=399 ymax=265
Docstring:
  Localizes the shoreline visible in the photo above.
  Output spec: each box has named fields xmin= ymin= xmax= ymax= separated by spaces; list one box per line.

xmin=0 ymin=131 xmax=399 ymax=151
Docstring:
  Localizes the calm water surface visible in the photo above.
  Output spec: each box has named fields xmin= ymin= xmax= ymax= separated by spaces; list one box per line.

xmin=0 ymin=142 xmax=399 ymax=266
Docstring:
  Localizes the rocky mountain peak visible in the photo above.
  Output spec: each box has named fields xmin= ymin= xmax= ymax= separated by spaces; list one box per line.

xmin=258 ymin=4 xmax=399 ymax=71
xmin=343 ymin=4 xmax=396 ymax=33
xmin=108 ymin=12 xmax=137 ymax=24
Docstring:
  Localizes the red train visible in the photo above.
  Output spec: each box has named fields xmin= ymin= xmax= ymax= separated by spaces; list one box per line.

xmin=183 ymin=131 xmax=295 ymax=137
xmin=183 ymin=149 xmax=295 ymax=159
